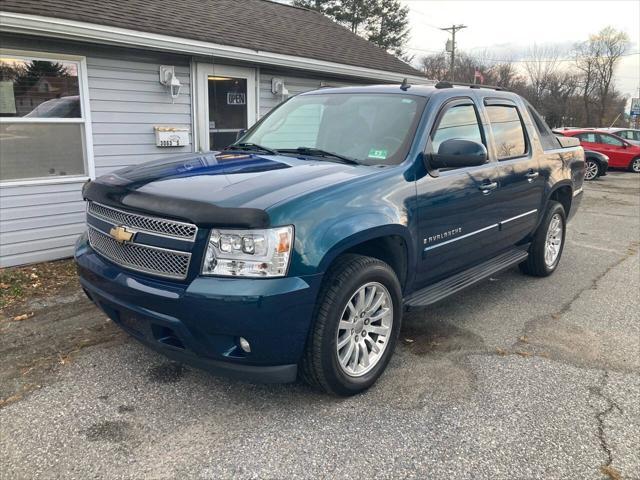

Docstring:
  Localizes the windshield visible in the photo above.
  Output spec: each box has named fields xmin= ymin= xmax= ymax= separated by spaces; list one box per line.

xmin=239 ymin=93 xmax=427 ymax=165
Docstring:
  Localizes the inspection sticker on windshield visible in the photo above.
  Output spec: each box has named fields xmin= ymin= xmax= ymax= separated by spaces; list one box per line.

xmin=368 ymin=148 xmax=388 ymax=160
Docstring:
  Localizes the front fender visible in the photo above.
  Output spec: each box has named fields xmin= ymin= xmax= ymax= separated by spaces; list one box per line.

xmin=314 ymin=215 xmax=415 ymax=274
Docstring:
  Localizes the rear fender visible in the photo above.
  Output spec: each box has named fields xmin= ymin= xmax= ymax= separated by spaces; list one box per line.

xmin=539 ymin=180 xmax=574 ymax=227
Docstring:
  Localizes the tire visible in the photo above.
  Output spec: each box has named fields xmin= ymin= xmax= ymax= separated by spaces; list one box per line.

xmin=630 ymin=157 xmax=640 ymax=173
xmin=301 ymin=254 xmax=402 ymax=396
xmin=584 ymin=159 xmax=599 ymax=180
xmin=519 ymin=201 xmax=566 ymax=277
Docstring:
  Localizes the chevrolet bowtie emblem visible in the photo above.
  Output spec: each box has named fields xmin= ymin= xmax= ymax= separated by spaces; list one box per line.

xmin=109 ymin=225 xmax=135 ymax=243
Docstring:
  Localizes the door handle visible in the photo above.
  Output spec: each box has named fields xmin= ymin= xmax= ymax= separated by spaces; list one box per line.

xmin=525 ymin=171 xmax=539 ymax=182
xmin=479 ymin=181 xmax=498 ymax=194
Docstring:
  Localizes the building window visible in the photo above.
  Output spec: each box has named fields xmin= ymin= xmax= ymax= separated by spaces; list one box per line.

xmin=0 ymin=52 xmax=89 ymax=182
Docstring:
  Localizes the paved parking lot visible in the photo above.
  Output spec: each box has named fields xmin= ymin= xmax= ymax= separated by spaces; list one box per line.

xmin=1 ymin=172 xmax=639 ymax=480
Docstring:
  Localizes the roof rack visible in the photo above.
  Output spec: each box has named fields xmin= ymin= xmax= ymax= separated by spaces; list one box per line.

xmin=434 ymin=81 xmax=506 ymax=91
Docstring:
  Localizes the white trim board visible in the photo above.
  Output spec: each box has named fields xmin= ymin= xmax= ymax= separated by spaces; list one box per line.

xmin=0 ymin=11 xmax=432 ymax=85
xmin=195 ymin=63 xmax=257 ymax=152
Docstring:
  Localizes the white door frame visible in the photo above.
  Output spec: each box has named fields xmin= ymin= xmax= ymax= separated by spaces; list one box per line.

xmin=194 ymin=63 xmax=257 ymax=152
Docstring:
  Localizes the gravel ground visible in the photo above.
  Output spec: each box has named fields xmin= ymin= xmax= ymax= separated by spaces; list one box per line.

xmin=1 ymin=172 xmax=638 ymax=480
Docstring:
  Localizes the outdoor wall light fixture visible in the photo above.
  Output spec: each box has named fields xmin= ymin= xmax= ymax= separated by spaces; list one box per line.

xmin=271 ymin=77 xmax=289 ymax=98
xmin=159 ymin=65 xmax=182 ymax=100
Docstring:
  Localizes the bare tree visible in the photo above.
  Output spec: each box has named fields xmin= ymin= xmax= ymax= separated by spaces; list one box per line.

xmin=574 ymin=27 xmax=630 ymax=126
xmin=453 ymin=52 xmax=479 ymax=83
xmin=592 ymin=27 xmax=630 ymax=125
xmin=419 ymin=51 xmax=524 ymax=90
xmin=542 ymin=71 xmax=580 ymax=127
xmin=574 ymin=40 xmax=599 ymax=126
xmin=419 ymin=53 xmax=449 ymax=80
xmin=523 ymin=45 xmax=560 ymax=109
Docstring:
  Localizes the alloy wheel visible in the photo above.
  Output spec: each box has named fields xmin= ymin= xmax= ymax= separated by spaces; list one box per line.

xmin=584 ymin=160 xmax=599 ymax=180
xmin=336 ymin=282 xmax=393 ymax=377
xmin=544 ymin=213 xmax=563 ymax=267
xmin=632 ymin=158 xmax=640 ymax=173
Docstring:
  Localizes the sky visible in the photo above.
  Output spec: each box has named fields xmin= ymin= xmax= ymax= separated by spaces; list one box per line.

xmin=401 ymin=0 xmax=640 ymax=101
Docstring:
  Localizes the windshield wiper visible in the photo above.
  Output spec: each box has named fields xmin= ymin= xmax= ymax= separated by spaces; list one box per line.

xmin=224 ymin=142 xmax=279 ymax=155
xmin=279 ymin=147 xmax=360 ymax=165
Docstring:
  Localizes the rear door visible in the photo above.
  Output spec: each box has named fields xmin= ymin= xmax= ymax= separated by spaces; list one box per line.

xmin=415 ymin=97 xmax=502 ymax=287
xmin=482 ymin=98 xmax=543 ymax=245
xmin=574 ymin=131 xmax=600 ymax=151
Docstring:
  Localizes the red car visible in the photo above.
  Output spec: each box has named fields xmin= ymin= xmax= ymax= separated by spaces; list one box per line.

xmin=557 ymin=129 xmax=640 ymax=173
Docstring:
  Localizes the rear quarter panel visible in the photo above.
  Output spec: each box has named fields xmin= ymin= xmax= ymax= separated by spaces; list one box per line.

xmin=539 ymin=144 xmax=584 ymax=221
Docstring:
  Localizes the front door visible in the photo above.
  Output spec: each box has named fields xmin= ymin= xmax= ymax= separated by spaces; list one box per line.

xmin=596 ymin=132 xmax=632 ymax=168
xmin=415 ymin=97 xmax=502 ymax=288
xmin=195 ymin=64 xmax=256 ymax=152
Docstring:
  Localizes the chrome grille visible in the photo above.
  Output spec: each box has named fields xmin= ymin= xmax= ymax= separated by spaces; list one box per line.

xmin=88 ymin=226 xmax=191 ymax=280
xmin=87 ymin=202 xmax=197 ymax=241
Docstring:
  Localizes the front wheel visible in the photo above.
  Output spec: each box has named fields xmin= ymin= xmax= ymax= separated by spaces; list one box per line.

xmin=630 ymin=157 xmax=640 ymax=173
xmin=584 ymin=159 xmax=600 ymax=180
xmin=301 ymin=254 xmax=402 ymax=396
xmin=520 ymin=201 xmax=566 ymax=277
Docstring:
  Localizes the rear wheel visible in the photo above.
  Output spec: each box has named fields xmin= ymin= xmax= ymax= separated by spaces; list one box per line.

xmin=584 ymin=159 xmax=599 ymax=180
xmin=520 ymin=201 xmax=566 ymax=277
xmin=301 ymin=254 xmax=402 ymax=396
xmin=630 ymin=157 xmax=640 ymax=173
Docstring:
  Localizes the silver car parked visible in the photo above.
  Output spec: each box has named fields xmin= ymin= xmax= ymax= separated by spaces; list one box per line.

xmin=601 ymin=128 xmax=640 ymax=146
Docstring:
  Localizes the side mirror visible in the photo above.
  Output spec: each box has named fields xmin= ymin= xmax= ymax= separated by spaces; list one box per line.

xmin=429 ymin=139 xmax=488 ymax=169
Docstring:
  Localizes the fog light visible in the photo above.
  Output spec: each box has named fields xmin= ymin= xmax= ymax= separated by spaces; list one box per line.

xmin=238 ymin=337 xmax=251 ymax=353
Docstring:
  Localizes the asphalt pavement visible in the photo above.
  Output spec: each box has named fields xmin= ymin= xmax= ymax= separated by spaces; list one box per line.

xmin=1 ymin=172 xmax=638 ymax=480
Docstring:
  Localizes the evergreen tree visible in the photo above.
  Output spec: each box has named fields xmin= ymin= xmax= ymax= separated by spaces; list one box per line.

xmin=293 ymin=0 xmax=410 ymax=57
xmin=366 ymin=0 xmax=410 ymax=57
xmin=14 ymin=61 xmax=70 ymax=92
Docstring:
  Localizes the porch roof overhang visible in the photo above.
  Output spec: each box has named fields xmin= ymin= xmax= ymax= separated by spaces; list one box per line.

xmin=0 ymin=11 xmax=432 ymax=85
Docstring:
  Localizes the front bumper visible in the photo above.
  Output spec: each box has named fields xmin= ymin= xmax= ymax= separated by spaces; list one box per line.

xmin=75 ymin=233 xmax=322 ymax=383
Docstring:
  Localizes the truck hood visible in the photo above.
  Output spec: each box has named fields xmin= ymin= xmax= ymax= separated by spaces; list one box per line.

xmin=84 ymin=151 xmax=378 ymax=226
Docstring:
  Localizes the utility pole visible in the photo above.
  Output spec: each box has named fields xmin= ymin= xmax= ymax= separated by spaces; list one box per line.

xmin=441 ymin=24 xmax=466 ymax=82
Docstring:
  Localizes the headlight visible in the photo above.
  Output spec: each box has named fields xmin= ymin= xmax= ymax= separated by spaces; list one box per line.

xmin=202 ymin=226 xmax=294 ymax=277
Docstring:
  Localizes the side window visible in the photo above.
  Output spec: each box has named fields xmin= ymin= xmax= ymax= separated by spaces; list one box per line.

xmin=616 ymin=130 xmax=631 ymax=140
xmin=431 ymin=103 xmax=483 ymax=154
xmin=617 ymin=130 xmax=639 ymax=141
xmin=486 ymin=105 xmax=527 ymax=160
xmin=526 ymin=104 xmax=559 ymax=150
xmin=577 ymin=132 xmax=598 ymax=143
xmin=598 ymin=134 xmax=624 ymax=146
xmin=620 ymin=130 xmax=635 ymax=140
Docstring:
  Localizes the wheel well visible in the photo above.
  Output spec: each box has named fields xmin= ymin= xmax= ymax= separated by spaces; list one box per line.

xmin=343 ymin=235 xmax=408 ymax=290
xmin=550 ymin=186 xmax=572 ymax=217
